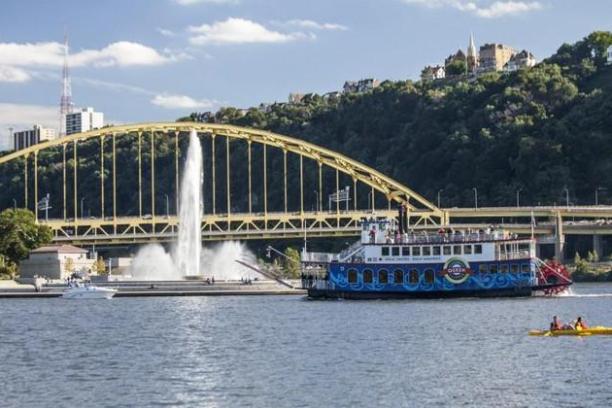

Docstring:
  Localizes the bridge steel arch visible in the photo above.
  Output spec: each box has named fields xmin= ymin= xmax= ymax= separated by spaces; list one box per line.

xmin=0 ymin=122 xmax=446 ymax=245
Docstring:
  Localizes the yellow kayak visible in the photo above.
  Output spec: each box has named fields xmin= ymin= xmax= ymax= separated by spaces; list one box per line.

xmin=529 ymin=326 xmax=612 ymax=336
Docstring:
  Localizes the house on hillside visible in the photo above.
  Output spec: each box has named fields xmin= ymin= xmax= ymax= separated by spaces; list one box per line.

xmin=288 ymin=93 xmax=305 ymax=104
xmin=343 ymin=78 xmax=381 ymax=93
xmin=504 ymin=50 xmax=537 ymax=72
xmin=421 ymin=65 xmax=446 ymax=81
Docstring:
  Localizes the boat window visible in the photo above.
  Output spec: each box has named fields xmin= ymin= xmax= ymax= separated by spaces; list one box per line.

xmin=453 ymin=245 xmax=462 ymax=255
xmin=433 ymin=246 xmax=441 ymax=255
xmin=490 ymin=264 xmax=498 ymax=273
xmin=443 ymin=246 xmax=451 ymax=255
xmin=392 ymin=247 xmax=400 ymax=256
xmin=412 ymin=247 xmax=421 ymax=256
xmin=394 ymin=269 xmax=403 ymax=284
xmin=464 ymin=245 xmax=472 ymax=255
xmin=521 ymin=264 xmax=531 ymax=273
xmin=409 ymin=269 xmax=419 ymax=284
xmin=511 ymin=264 xmax=519 ymax=273
xmin=474 ymin=244 xmax=482 ymax=254
xmin=424 ymin=269 xmax=435 ymax=283
xmin=363 ymin=269 xmax=373 ymax=284
xmin=381 ymin=247 xmax=389 ymax=256
xmin=500 ymin=264 xmax=509 ymax=273
xmin=479 ymin=264 xmax=489 ymax=273
xmin=402 ymin=247 xmax=410 ymax=256
xmin=348 ymin=269 xmax=357 ymax=283
xmin=378 ymin=269 xmax=388 ymax=284
xmin=423 ymin=246 xmax=431 ymax=256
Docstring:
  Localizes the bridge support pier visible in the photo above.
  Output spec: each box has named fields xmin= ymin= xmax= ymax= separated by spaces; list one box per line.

xmin=554 ymin=212 xmax=565 ymax=262
xmin=593 ymin=235 xmax=603 ymax=259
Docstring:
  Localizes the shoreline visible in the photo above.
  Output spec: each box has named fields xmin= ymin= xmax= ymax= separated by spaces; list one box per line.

xmin=0 ymin=279 xmax=306 ymax=299
xmin=0 ymin=289 xmax=306 ymax=299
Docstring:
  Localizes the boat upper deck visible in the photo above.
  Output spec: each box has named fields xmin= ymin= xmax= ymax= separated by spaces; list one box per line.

xmin=361 ymin=218 xmax=522 ymax=246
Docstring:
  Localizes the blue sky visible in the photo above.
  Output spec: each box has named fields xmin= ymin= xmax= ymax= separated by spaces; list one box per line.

xmin=1 ymin=0 xmax=611 ymax=149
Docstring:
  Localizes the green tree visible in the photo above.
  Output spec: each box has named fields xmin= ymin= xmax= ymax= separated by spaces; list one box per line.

xmin=446 ymin=59 xmax=467 ymax=76
xmin=92 ymin=257 xmax=106 ymax=275
xmin=283 ymin=247 xmax=301 ymax=278
xmin=0 ymin=208 xmax=52 ymax=267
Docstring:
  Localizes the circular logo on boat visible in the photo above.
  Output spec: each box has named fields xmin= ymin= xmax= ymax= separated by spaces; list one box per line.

xmin=442 ymin=258 xmax=472 ymax=284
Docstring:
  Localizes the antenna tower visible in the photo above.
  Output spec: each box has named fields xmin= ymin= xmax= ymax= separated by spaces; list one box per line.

xmin=59 ymin=32 xmax=74 ymax=136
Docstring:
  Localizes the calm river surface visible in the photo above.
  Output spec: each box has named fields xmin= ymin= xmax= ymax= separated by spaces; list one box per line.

xmin=1 ymin=283 xmax=612 ymax=407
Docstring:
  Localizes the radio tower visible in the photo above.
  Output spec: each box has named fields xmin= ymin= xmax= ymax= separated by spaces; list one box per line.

xmin=59 ymin=33 xmax=73 ymax=136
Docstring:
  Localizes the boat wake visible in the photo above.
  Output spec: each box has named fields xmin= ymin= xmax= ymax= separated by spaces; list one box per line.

xmin=548 ymin=287 xmax=612 ymax=298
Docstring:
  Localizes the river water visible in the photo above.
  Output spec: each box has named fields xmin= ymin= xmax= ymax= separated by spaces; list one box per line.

xmin=1 ymin=283 xmax=611 ymax=407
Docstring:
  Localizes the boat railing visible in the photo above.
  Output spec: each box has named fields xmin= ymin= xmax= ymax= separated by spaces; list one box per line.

xmin=300 ymin=271 xmax=333 ymax=290
xmin=338 ymin=241 xmax=364 ymax=262
xmin=368 ymin=231 xmax=518 ymax=245
xmin=301 ymin=252 xmax=336 ymax=263
xmin=498 ymin=250 xmax=532 ymax=261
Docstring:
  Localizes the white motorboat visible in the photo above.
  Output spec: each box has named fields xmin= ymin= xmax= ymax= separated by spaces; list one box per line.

xmin=62 ymin=283 xmax=117 ymax=299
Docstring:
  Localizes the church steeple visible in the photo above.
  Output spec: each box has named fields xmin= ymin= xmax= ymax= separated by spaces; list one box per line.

xmin=467 ymin=33 xmax=478 ymax=74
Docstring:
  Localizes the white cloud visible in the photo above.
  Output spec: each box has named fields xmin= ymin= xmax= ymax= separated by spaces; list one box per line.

xmin=173 ymin=0 xmax=238 ymax=5
xmin=0 ymin=41 xmax=181 ymax=80
xmin=151 ymin=93 xmax=216 ymax=109
xmin=0 ymin=66 xmax=31 ymax=83
xmin=71 ymin=42 xmax=180 ymax=67
xmin=473 ymin=1 xmax=542 ymax=18
xmin=157 ymin=27 xmax=177 ymax=37
xmin=188 ymin=18 xmax=304 ymax=45
xmin=402 ymin=0 xmax=542 ymax=18
xmin=282 ymin=19 xmax=348 ymax=31
xmin=0 ymin=103 xmax=58 ymax=151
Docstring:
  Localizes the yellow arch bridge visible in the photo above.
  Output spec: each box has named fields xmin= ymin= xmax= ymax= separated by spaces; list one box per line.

xmin=0 ymin=123 xmax=611 ymax=247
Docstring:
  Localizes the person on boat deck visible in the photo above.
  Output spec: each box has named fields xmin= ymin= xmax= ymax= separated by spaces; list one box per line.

xmin=575 ymin=316 xmax=588 ymax=330
xmin=551 ymin=316 xmax=562 ymax=331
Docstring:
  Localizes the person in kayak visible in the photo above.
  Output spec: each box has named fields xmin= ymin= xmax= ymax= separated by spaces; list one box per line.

xmin=575 ymin=316 xmax=588 ymax=330
xmin=550 ymin=316 xmax=562 ymax=331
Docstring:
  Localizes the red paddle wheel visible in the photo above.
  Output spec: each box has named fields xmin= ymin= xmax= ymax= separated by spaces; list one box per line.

xmin=537 ymin=260 xmax=572 ymax=295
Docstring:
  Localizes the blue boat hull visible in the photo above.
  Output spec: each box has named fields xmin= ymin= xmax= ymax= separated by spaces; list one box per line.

xmin=303 ymin=259 xmax=571 ymax=299
xmin=307 ymin=286 xmax=533 ymax=299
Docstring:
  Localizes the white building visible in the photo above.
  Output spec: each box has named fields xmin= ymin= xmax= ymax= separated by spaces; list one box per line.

xmin=288 ymin=93 xmax=305 ymax=103
xmin=420 ymin=65 xmax=446 ymax=81
xmin=19 ymin=245 xmax=96 ymax=280
xmin=504 ymin=50 xmax=537 ymax=72
xmin=343 ymin=78 xmax=381 ymax=93
xmin=12 ymin=125 xmax=57 ymax=151
xmin=607 ymin=45 xmax=612 ymax=64
xmin=65 ymin=107 xmax=104 ymax=135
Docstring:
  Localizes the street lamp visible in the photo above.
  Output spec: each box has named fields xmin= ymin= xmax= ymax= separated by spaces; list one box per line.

xmin=164 ymin=194 xmax=170 ymax=218
xmin=80 ymin=197 xmax=85 ymax=219
xmin=563 ymin=186 xmax=569 ymax=207
xmin=12 ymin=199 xmax=16 ymax=209
xmin=313 ymin=190 xmax=319 ymax=212
xmin=472 ymin=187 xmax=478 ymax=209
xmin=437 ymin=189 xmax=443 ymax=208
xmin=516 ymin=188 xmax=522 ymax=208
